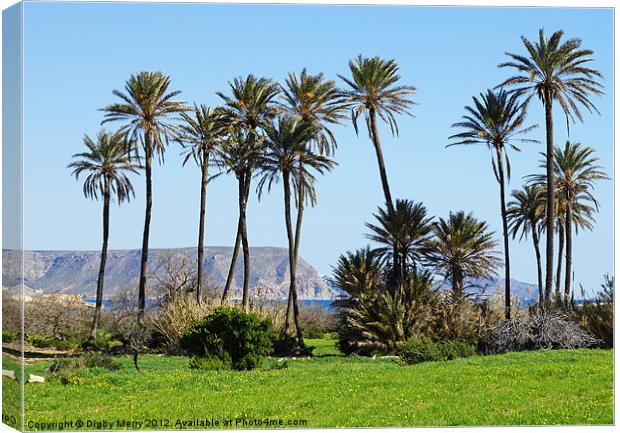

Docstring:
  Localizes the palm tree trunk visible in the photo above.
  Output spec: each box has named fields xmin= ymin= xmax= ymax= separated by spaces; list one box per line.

xmin=221 ymin=221 xmax=242 ymax=304
xmin=555 ymin=221 xmax=564 ymax=304
xmin=543 ymin=93 xmax=555 ymax=306
xmin=138 ymin=134 xmax=152 ymax=326
xmin=368 ymin=108 xmax=394 ymax=212
xmin=89 ymin=182 xmax=110 ymax=342
xmin=283 ymin=286 xmax=293 ymax=335
xmin=564 ymin=206 xmax=573 ymax=308
xmin=284 ymin=159 xmax=306 ymax=336
xmin=196 ymin=153 xmax=209 ymax=303
xmin=221 ymin=172 xmax=245 ymax=304
xmin=531 ymin=225 xmax=544 ymax=310
xmin=495 ymin=148 xmax=511 ymax=320
xmin=240 ymin=167 xmax=252 ymax=310
xmin=283 ymin=171 xmax=305 ymax=347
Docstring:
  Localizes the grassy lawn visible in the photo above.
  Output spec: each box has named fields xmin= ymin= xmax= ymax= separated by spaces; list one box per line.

xmin=2 ymin=341 xmax=613 ymax=430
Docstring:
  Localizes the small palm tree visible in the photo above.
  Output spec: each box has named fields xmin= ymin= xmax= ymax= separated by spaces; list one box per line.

xmin=498 ymin=29 xmax=604 ymax=303
xmin=506 ymin=185 xmax=545 ymax=306
xmin=257 ymin=115 xmax=336 ymax=346
xmin=177 ymin=105 xmax=227 ymax=302
xmin=217 ymin=75 xmax=280 ymax=309
xmin=424 ymin=211 xmax=501 ymax=305
xmin=338 ymin=56 xmax=416 ymax=211
xmin=68 ymin=131 xmax=141 ymax=342
xmin=365 ymin=199 xmax=433 ymax=288
xmin=100 ymin=71 xmax=187 ymax=333
xmin=332 ymin=247 xmax=383 ymax=299
xmin=449 ymin=89 xmax=538 ymax=319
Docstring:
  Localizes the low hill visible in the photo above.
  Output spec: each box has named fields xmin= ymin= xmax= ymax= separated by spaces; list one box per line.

xmin=2 ymin=247 xmax=339 ymax=300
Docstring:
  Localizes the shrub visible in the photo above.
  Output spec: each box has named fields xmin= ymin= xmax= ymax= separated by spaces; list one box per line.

xmin=397 ymin=336 xmax=476 ymax=365
xmin=149 ymin=292 xmax=217 ymax=354
xmin=27 ymin=334 xmax=83 ymax=351
xmin=572 ymin=274 xmax=613 ymax=348
xmin=2 ymin=330 xmax=18 ymax=343
xmin=85 ymin=329 xmax=124 ymax=352
xmin=336 ymin=272 xmax=440 ymax=356
xmin=49 ymin=352 xmax=121 ymax=375
xmin=180 ymin=307 xmax=276 ymax=371
xmin=188 ymin=356 xmax=231 ymax=371
xmin=304 ymin=327 xmax=325 ymax=339
xmin=481 ymin=311 xmax=600 ymax=354
xmin=298 ymin=303 xmax=337 ymax=335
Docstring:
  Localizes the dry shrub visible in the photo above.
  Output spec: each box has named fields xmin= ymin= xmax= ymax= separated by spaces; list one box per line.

xmin=2 ymin=290 xmax=21 ymax=335
xmin=23 ymin=294 xmax=91 ymax=341
xmin=298 ymin=303 xmax=337 ymax=337
xmin=481 ymin=310 xmax=599 ymax=354
xmin=571 ymin=274 xmax=613 ymax=348
xmin=150 ymin=294 xmax=217 ymax=353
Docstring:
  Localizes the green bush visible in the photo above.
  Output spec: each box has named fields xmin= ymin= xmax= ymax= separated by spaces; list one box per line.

xmin=2 ymin=330 xmax=18 ymax=343
xmin=188 ymin=355 xmax=231 ymax=371
xmin=180 ymin=307 xmax=276 ymax=371
xmin=82 ymin=329 xmax=124 ymax=352
xmin=304 ymin=327 xmax=325 ymax=339
xmin=397 ymin=336 xmax=476 ymax=365
xmin=49 ymin=352 xmax=121 ymax=376
xmin=27 ymin=334 xmax=82 ymax=351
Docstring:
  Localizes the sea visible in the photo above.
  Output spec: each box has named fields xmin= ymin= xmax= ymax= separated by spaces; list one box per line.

xmin=86 ymin=298 xmax=337 ymax=311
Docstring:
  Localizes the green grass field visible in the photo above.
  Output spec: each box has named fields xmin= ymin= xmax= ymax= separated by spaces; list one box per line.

xmin=2 ymin=338 xmax=613 ymax=430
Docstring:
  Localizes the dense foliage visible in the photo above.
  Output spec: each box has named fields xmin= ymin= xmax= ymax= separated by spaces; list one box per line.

xmin=180 ymin=307 xmax=276 ymax=370
xmin=396 ymin=336 xmax=476 ymax=365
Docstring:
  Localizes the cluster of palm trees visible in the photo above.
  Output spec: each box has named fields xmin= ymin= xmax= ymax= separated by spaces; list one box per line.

xmin=68 ymin=55 xmax=418 ymax=352
xmin=68 ymin=27 xmax=606 ymax=359
xmin=334 ymin=202 xmax=501 ymax=354
xmin=448 ymin=28 xmax=605 ymax=317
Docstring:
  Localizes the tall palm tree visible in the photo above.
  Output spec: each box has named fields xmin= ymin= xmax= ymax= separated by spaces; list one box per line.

xmin=506 ymin=185 xmax=545 ymax=306
xmin=498 ymin=29 xmax=604 ymax=304
xmin=552 ymin=142 xmax=607 ymax=304
xmin=338 ymin=55 xmax=416 ymax=211
xmin=68 ymin=131 xmax=141 ymax=342
xmin=448 ymin=89 xmax=538 ymax=319
xmin=424 ymin=211 xmax=501 ymax=305
xmin=365 ymin=199 xmax=433 ymax=288
xmin=177 ymin=105 xmax=227 ymax=302
xmin=217 ymin=75 xmax=279 ymax=309
xmin=100 ymin=71 xmax=187 ymax=331
xmin=257 ymin=115 xmax=336 ymax=346
xmin=280 ymin=69 xmax=347 ymax=326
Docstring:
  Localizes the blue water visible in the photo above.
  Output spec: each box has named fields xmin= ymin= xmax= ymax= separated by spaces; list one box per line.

xmin=86 ymin=298 xmax=337 ymax=311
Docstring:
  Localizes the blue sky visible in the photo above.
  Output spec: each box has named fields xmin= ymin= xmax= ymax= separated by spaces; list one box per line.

xmin=20 ymin=2 xmax=613 ymax=293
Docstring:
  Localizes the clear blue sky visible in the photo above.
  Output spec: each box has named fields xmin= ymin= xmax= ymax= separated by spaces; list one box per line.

xmin=20 ymin=3 xmax=613 ymax=293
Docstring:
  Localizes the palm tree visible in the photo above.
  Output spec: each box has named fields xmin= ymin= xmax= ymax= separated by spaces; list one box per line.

xmin=257 ymin=115 xmax=336 ymax=346
xmin=365 ymin=199 xmax=433 ymax=288
xmin=68 ymin=131 xmax=141 ymax=342
xmin=448 ymin=89 xmax=538 ymax=319
xmin=279 ymin=69 xmax=347 ymax=327
xmin=177 ymin=105 xmax=226 ymax=302
xmin=552 ymin=142 xmax=607 ymax=305
xmin=100 ymin=71 xmax=187 ymax=331
xmin=338 ymin=55 xmax=416 ymax=211
xmin=424 ymin=211 xmax=501 ymax=305
xmin=506 ymin=185 xmax=545 ymax=306
xmin=498 ymin=29 xmax=604 ymax=304
xmin=332 ymin=247 xmax=383 ymax=299
xmin=217 ymin=75 xmax=279 ymax=309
